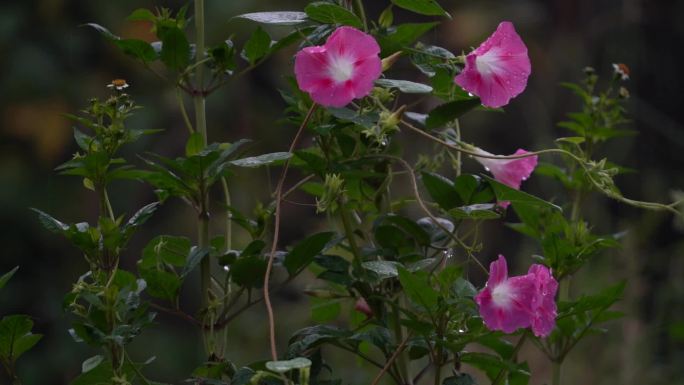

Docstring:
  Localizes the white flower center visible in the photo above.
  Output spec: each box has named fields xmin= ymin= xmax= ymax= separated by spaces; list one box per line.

xmin=328 ymin=54 xmax=355 ymax=83
xmin=475 ymin=49 xmax=503 ymax=76
xmin=491 ymin=282 xmax=513 ymax=308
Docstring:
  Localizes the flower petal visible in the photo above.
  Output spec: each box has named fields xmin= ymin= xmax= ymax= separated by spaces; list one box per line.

xmin=295 ymin=46 xmax=332 ymax=93
xmin=325 ymin=26 xmax=381 ymax=60
xmin=528 ymin=264 xmax=558 ymax=337
xmin=454 ymin=21 xmax=531 ymax=108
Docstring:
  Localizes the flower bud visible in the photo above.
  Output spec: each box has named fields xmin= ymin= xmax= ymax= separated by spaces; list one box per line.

xmin=381 ymin=51 xmax=403 ymax=72
xmin=379 ymin=5 xmax=394 ymax=28
xmin=316 ymin=174 xmax=345 ymax=213
xmin=354 ymin=297 xmax=373 ymax=318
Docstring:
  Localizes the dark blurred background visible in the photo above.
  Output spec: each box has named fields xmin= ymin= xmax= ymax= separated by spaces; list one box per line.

xmin=1 ymin=0 xmax=683 ymax=384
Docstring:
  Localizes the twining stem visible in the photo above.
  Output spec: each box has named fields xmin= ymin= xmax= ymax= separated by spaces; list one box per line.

xmin=367 ymin=154 xmax=488 ymax=274
xmin=264 ymin=103 xmax=318 ymax=361
xmin=371 ymin=332 xmax=412 ymax=385
xmin=391 ymin=301 xmax=411 ymax=385
xmin=400 ymin=120 xmax=681 ymax=215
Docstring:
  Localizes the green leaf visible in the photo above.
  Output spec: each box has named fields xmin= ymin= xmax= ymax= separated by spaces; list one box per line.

xmin=113 ymin=39 xmax=157 ymax=63
xmin=0 ymin=315 xmax=42 ymax=363
xmin=127 ymin=8 xmax=156 ymax=22
xmin=140 ymin=235 xmax=191 ymax=268
xmin=235 ymin=11 xmax=309 ymax=26
xmin=181 ymin=247 xmax=210 ymax=278
xmin=377 ymin=22 xmax=438 ymax=56
xmin=381 ymin=215 xmax=431 ymax=246
xmin=82 ymin=23 xmax=118 ymax=40
xmin=362 ymin=261 xmax=400 ymax=279
xmin=124 ymin=202 xmax=160 ymax=235
xmin=185 ymin=132 xmax=205 ymax=157
xmin=483 ymin=176 xmax=561 ymax=211
xmin=443 ymin=374 xmax=475 ymax=385
xmin=449 ymin=204 xmax=501 ymax=220
xmin=0 ymin=266 xmax=19 ymax=291
xmin=71 ymin=359 xmax=114 ymax=385
xmin=391 ymin=0 xmax=449 ymax=16
xmin=284 ymin=232 xmax=336 ymax=275
xmin=160 ymin=26 xmax=190 ymax=70
xmin=426 ymin=98 xmax=481 ymax=129
xmin=376 ymin=79 xmax=433 ymax=94
xmin=82 ymin=355 xmax=104 ymax=373
xmin=139 ymin=269 xmax=181 ymax=301
xmin=454 ymin=174 xmax=493 ymax=204
xmin=327 ymin=107 xmax=378 ymax=129
xmin=242 ymin=26 xmax=272 ymax=65
xmin=231 ymin=256 xmax=268 ymax=288
xmin=266 ymin=357 xmax=312 ymax=373
xmin=397 ymin=267 xmax=439 ymax=311
xmin=229 ymin=152 xmax=292 ymax=168
xmin=421 ymin=172 xmax=459 ymax=210
xmin=311 ymin=298 xmax=342 ymax=322
xmin=304 ymin=2 xmax=363 ymax=28
xmin=31 ymin=208 xmax=69 ymax=233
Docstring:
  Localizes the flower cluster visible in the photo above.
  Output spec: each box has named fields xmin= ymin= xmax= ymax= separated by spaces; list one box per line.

xmin=475 ymin=255 xmax=558 ymax=337
xmin=294 ymin=23 xmax=551 ymax=336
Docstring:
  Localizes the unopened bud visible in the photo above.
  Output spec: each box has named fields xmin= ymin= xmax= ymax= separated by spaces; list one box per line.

xmin=381 ymin=51 xmax=403 ymax=72
xmin=379 ymin=5 xmax=394 ymax=28
xmin=618 ymin=86 xmax=630 ymax=99
xmin=380 ymin=105 xmax=406 ymax=131
xmin=354 ymin=297 xmax=373 ymax=318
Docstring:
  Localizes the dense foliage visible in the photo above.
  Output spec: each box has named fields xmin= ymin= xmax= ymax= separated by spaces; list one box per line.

xmin=7 ymin=1 xmax=679 ymax=385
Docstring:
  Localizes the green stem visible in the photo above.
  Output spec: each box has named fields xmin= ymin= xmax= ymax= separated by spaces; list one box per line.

xmin=391 ymin=303 xmax=410 ymax=385
xmin=103 ymin=189 xmax=115 ymax=220
xmin=193 ymin=0 xmax=214 ymax=358
xmin=552 ymin=360 xmax=562 ymax=385
xmin=263 ymin=103 xmax=318 ymax=361
xmin=221 ymin=178 xmax=232 ymax=251
xmin=176 ymin=86 xmax=195 ymax=134
xmin=352 ymin=0 xmax=368 ymax=31
xmin=492 ymin=332 xmax=528 ymax=385
xmin=454 ymin=119 xmax=461 ymax=177
xmin=552 ymin=279 xmax=570 ymax=385
xmin=339 ymin=201 xmax=363 ymax=273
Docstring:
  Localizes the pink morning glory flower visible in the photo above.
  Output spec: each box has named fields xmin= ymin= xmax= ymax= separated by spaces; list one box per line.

xmin=473 ymin=148 xmax=538 ymax=190
xmin=475 ymin=255 xmax=558 ymax=337
xmin=475 ymin=255 xmax=537 ymax=334
xmin=294 ymin=26 xmax=382 ymax=107
xmin=454 ymin=21 xmax=531 ymax=108
xmin=528 ymin=264 xmax=558 ymax=337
